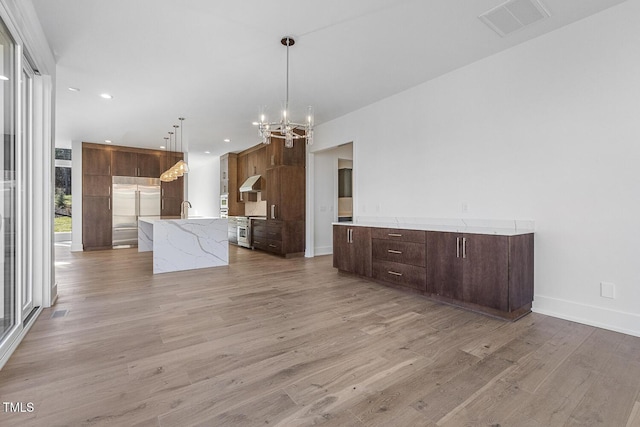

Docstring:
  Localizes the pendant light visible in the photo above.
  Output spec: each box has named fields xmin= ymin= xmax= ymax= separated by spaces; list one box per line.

xmin=160 ymin=136 xmax=172 ymax=182
xmin=158 ymin=116 xmax=188 ymax=180
xmin=172 ymin=124 xmax=184 ymax=177
xmin=256 ymin=37 xmax=313 ymax=148
xmin=174 ymin=117 xmax=189 ymax=174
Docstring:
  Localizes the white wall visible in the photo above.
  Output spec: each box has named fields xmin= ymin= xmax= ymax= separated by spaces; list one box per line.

xmin=312 ymin=1 xmax=640 ymax=336
xmin=187 ymin=152 xmax=219 ymax=218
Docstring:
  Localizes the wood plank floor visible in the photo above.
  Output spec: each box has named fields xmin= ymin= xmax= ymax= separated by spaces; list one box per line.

xmin=1 ymin=244 xmax=639 ymax=426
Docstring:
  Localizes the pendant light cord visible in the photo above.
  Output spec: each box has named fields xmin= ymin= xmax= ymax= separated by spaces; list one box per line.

xmin=285 ymin=38 xmax=289 ymax=114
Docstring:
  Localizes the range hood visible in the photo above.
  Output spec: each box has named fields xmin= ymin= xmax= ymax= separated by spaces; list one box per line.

xmin=239 ymin=175 xmax=262 ymax=193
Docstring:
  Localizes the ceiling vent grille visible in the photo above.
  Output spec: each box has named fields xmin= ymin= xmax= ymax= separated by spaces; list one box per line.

xmin=479 ymin=0 xmax=550 ymax=37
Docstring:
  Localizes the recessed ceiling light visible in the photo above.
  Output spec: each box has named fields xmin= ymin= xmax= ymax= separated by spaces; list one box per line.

xmin=223 ymin=139 xmax=230 ymax=143
xmin=105 ymin=140 xmax=112 ymax=144
xmin=0 ymin=75 xmax=9 ymax=81
xmin=204 ymin=151 xmax=210 ymax=154
xmin=100 ymin=93 xmax=113 ymax=99
xmin=160 ymin=145 xmax=166 ymax=149
xmin=68 ymin=87 xmax=80 ymax=92
xmin=251 ymin=122 xmax=259 ymax=126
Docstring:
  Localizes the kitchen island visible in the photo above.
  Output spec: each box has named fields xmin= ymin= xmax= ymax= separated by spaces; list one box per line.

xmin=138 ymin=216 xmax=228 ymax=274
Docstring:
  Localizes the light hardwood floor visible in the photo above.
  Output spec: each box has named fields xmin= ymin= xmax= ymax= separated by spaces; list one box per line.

xmin=1 ymin=243 xmax=639 ymax=426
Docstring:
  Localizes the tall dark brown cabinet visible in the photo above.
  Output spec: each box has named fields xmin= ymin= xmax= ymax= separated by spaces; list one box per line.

xmin=82 ymin=144 xmax=113 ymax=250
xmin=264 ymin=138 xmax=306 ymax=257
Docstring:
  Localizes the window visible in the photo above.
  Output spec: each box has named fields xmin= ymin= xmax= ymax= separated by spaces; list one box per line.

xmin=54 ymin=148 xmax=72 ymax=232
xmin=0 ymin=16 xmax=16 ymax=342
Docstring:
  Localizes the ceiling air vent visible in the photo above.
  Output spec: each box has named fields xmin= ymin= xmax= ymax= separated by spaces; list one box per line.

xmin=479 ymin=0 xmax=550 ymax=37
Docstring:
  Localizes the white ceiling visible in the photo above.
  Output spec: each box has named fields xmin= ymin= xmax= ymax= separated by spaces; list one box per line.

xmin=32 ymin=0 xmax=627 ymax=156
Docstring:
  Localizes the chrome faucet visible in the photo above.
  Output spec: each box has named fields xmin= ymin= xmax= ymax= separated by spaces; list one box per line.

xmin=180 ymin=201 xmax=192 ymax=219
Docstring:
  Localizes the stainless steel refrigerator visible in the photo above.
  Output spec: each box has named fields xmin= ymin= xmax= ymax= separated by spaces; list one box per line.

xmin=112 ymin=176 xmax=161 ymax=247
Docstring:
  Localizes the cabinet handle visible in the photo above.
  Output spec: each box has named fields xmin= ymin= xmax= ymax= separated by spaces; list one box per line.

xmin=254 ymin=240 xmax=261 ymax=244
xmin=108 ymin=186 xmax=111 ymax=196
xmin=271 ymin=204 xmax=276 ymax=219
xmin=387 ymin=249 xmax=402 ymax=254
xmin=162 ymin=199 xmax=164 ymax=210
xmin=108 ymin=198 xmax=111 ymax=210
xmin=456 ymin=237 xmax=460 ymax=258
xmin=161 ymin=188 xmax=164 ymax=197
xmin=269 ymin=244 xmax=277 ymax=248
xmin=463 ymin=237 xmax=467 ymax=259
xmin=388 ymin=233 xmax=402 ymax=237
xmin=108 ymin=164 xmax=111 ymax=175
xmin=387 ymin=271 xmax=403 ymax=277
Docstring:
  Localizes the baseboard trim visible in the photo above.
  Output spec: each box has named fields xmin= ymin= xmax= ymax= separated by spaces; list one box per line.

xmin=314 ymin=246 xmax=333 ymax=256
xmin=532 ymin=295 xmax=640 ymax=338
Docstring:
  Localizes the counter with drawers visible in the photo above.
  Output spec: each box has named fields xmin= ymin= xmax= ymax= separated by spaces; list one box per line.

xmin=333 ymin=222 xmax=534 ymax=320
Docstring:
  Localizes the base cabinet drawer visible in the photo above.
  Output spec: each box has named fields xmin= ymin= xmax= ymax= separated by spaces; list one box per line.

xmin=252 ymin=238 xmax=268 ymax=251
xmin=372 ymin=260 xmax=426 ymax=291
xmin=371 ymin=228 xmax=426 ymax=243
xmin=266 ymin=240 xmax=283 ymax=254
xmin=372 ymin=239 xmax=426 ymax=267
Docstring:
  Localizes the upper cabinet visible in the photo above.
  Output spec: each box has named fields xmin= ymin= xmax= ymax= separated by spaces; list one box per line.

xmin=265 ymin=138 xmax=305 ymax=168
xmin=247 ymin=146 xmax=267 ymax=176
xmin=112 ymin=150 xmax=161 ymax=177
xmin=82 ymin=146 xmax=112 ymax=176
xmin=137 ymin=152 xmax=162 ymax=177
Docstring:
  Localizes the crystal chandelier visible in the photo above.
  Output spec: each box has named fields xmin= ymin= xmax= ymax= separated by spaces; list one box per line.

xmin=160 ymin=117 xmax=189 ymax=182
xmin=256 ymin=37 xmax=314 ymax=148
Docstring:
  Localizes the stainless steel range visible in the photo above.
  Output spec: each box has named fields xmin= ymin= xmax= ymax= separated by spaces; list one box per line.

xmin=237 ymin=216 xmax=251 ymax=248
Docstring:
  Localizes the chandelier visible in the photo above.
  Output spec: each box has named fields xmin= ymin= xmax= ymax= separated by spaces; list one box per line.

xmin=160 ymin=117 xmax=189 ymax=182
xmin=255 ymin=37 xmax=314 ymax=148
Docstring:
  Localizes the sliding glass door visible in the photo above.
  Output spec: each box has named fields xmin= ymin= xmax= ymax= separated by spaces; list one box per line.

xmin=0 ymin=17 xmax=16 ymax=342
xmin=20 ymin=60 xmax=34 ymax=319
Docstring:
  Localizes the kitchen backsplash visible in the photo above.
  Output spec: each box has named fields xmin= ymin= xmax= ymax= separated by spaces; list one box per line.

xmin=245 ymin=192 xmax=267 ymax=216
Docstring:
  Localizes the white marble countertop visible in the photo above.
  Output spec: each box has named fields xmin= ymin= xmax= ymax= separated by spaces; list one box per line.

xmin=333 ymin=217 xmax=534 ymax=236
xmin=139 ymin=216 xmax=218 ymax=224
xmin=138 ymin=216 xmax=228 ymax=274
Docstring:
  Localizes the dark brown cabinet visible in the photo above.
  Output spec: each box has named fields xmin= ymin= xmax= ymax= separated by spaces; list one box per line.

xmin=82 ymin=197 xmax=112 ymax=250
xmin=462 ymin=234 xmax=509 ymax=311
xmin=161 ymin=177 xmax=183 ymax=216
xmin=263 ymin=165 xmax=305 ymax=257
xmin=265 ymin=166 xmax=305 ymax=221
xmin=112 ymin=150 xmax=161 ymax=177
xmin=265 ymin=137 xmax=305 ymax=168
xmin=333 ymin=226 xmax=372 ymax=277
xmin=236 ymin=153 xmax=247 ymax=197
xmin=371 ymin=228 xmax=426 ymax=291
xmin=137 ymin=152 xmax=162 ymax=177
xmin=334 ymin=224 xmax=534 ymax=320
xmin=426 ymin=231 xmax=533 ymax=318
xmin=426 ymin=232 xmax=463 ymax=300
xmin=83 ymin=146 xmax=111 ymax=176
xmin=247 ymin=147 xmax=267 ymax=176
xmin=82 ymin=144 xmax=113 ymax=250
xmin=251 ymin=219 xmax=267 ymax=250
xmin=83 ymin=175 xmax=111 ymax=197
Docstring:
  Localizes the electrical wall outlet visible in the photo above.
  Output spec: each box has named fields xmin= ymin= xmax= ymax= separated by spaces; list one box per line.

xmin=600 ymin=282 xmax=615 ymax=299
